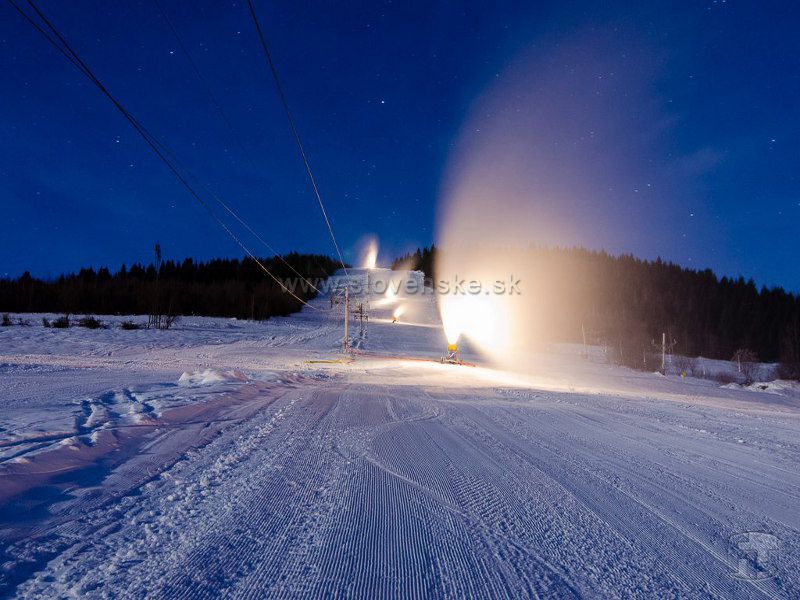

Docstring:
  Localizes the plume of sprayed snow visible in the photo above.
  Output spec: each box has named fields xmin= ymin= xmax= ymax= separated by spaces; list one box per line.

xmin=435 ymin=33 xmax=704 ymax=371
xmin=360 ymin=236 xmax=379 ymax=269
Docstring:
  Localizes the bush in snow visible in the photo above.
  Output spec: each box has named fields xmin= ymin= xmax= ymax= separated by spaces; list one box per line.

xmin=1 ymin=313 xmax=10 ymax=327
xmin=78 ymin=316 xmax=106 ymax=329
xmin=120 ymin=320 xmax=142 ymax=330
xmin=52 ymin=314 xmax=70 ymax=329
xmin=42 ymin=317 xmax=51 ymax=328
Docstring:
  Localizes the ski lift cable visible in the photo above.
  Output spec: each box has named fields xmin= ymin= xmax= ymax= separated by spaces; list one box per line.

xmin=14 ymin=0 xmax=320 ymax=303
xmin=150 ymin=0 xmax=321 ymax=293
xmin=13 ymin=0 xmax=316 ymax=309
xmin=245 ymin=0 xmax=349 ymax=277
xmin=101 ymin=101 xmax=324 ymax=295
xmin=7 ymin=0 xmax=89 ymax=77
xmin=200 ymin=184 xmax=323 ymax=294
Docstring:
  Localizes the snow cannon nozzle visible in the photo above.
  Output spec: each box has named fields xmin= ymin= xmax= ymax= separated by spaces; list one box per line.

xmin=441 ymin=342 xmax=461 ymax=365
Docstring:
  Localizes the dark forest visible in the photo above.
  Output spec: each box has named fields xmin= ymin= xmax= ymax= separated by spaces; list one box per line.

xmin=393 ymin=245 xmax=800 ymax=374
xmin=0 ymin=253 xmax=340 ymax=322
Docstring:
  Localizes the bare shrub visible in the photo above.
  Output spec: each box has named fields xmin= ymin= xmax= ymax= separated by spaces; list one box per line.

xmin=120 ymin=320 xmax=141 ymax=330
xmin=52 ymin=314 xmax=70 ymax=329
xmin=1 ymin=313 xmax=11 ymax=327
xmin=161 ymin=314 xmax=179 ymax=330
xmin=673 ymin=354 xmax=697 ymax=376
xmin=78 ymin=316 xmax=105 ymax=329
xmin=731 ymin=348 xmax=759 ymax=384
xmin=606 ymin=321 xmax=656 ymax=371
xmin=148 ymin=242 xmax=166 ymax=329
xmin=714 ymin=371 xmax=739 ymax=385
xmin=42 ymin=317 xmax=51 ymax=328
xmin=779 ymin=318 xmax=800 ymax=381
xmin=778 ymin=362 xmax=800 ymax=382
xmin=146 ymin=244 xmax=178 ymax=331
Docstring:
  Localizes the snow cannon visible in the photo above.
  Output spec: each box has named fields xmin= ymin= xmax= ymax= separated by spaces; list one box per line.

xmin=441 ymin=342 xmax=461 ymax=365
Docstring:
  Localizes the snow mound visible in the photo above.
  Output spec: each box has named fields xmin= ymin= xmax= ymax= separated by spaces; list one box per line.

xmin=745 ymin=379 xmax=800 ymax=396
xmin=178 ymin=369 xmax=249 ymax=386
xmin=722 ymin=379 xmax=799 ymax=397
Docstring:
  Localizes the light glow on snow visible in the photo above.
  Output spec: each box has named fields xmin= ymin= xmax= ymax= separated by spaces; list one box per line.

xmin=373 ymin=277 xmax=398 ymax=307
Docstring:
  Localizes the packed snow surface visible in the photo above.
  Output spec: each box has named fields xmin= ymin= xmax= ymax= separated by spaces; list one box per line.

xmin=0 ymin=269 xmax=798 ymax=598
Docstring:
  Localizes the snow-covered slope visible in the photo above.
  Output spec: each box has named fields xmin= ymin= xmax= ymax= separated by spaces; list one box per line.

xmin=1 ymin=269 xmax=798 ymax=598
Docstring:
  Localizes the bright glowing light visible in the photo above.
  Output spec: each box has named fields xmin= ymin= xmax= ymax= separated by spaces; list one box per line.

xmin=362 ymin=238 xmax=378 ymax=269
xmin=440 ymin=297 xmax=463 ymax=345
xmin=439 ymin=293 xmax=508 ymax=349
xmin=392 ymin=305 xmax=405 ymax=320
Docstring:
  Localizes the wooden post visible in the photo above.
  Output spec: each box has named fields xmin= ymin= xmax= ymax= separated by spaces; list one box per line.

xmin=581 ymin=322 xmax=588 ymax=359
xmin=343 ymin=287 xmax=349 ymax=352
xmin=661 ymin=332 xmax=666 ymax=373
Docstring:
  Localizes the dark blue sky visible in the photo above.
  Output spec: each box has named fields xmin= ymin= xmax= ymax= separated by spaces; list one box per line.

xmin=1 ymin=0 xmax=798 ymax=289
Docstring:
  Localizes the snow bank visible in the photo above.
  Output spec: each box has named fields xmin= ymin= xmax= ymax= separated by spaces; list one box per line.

xmin=177 ymin=369 xmax=249 ymax=386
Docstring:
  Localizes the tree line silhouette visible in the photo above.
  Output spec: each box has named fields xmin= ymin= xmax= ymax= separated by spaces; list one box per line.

xmin=0 ymin=253 xmax=341 ymax=321
xmin=393 ymin=245 xmax=800 ymax=374
xmin=2 ymin=246 xmax=798 ymax=377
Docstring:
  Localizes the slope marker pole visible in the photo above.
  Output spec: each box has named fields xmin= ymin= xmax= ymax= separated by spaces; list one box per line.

xmin=343 ymin=287 xmax=349 ymax=353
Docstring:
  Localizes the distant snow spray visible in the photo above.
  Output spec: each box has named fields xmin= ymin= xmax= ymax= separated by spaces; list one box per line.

xmin=361 ymin=237 xmax=378 ymax=270
xmin=434 ymin=37 xmax=679 ymax=372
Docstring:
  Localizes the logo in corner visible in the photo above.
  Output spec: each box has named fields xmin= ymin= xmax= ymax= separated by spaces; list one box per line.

xmin=729 ymin=531 xmax=780 ymax=581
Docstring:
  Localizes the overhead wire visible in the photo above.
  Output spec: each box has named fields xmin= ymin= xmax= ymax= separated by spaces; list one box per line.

xmin=245 ymin=0 xmax=349 ymax=276
xmin=12 ymin=0 xmax=316 ymax=309
xmin=7 ymin=0 xmax=87 ymax=76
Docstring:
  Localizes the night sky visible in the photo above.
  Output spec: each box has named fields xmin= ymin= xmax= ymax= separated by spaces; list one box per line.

xmin=1 ymin=1 xmax=798 ymax=289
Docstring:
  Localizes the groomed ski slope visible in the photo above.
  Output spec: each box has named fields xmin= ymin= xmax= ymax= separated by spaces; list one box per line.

xmin=1 ymin=269 xmax=799 ymax=598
